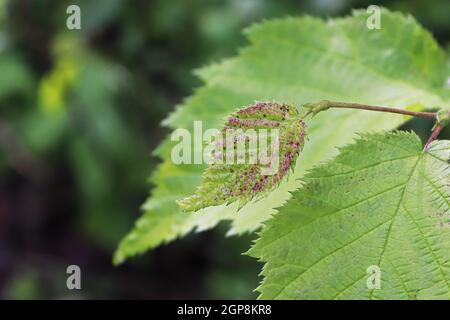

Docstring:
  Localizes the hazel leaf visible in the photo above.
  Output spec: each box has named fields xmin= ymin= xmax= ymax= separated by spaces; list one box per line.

xmin=249 ymin=132 xmax=450 ymax=299
xmin=177 ymin=102 xmax=307 ymax=212
xmin=114 ymin=9 xmax=450 ymax=265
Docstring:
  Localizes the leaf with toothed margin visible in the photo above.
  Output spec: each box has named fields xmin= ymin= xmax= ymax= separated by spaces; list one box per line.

xmin=114 ymin=9 xmax=450 ymax=265
xmin=249 ymin=132 xmax=450 ymax=300
xmin=178 ymin=102 xmax=307 ymax=212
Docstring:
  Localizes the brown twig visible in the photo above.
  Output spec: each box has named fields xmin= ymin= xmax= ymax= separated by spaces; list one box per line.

xmin=423 ymin=124 xmax=444 ymax=151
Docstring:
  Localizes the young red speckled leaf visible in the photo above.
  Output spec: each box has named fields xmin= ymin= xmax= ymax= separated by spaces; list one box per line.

xmin=177 ymin=102 xmax=306 ymax=212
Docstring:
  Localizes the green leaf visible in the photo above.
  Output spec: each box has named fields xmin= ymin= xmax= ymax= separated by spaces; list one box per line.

xmin=249 ymin=132 xmax=450 ymax=299
xmin=178 ymin=102 xmax=306 ymax=212
xmin=114 ymin=9 xmax=450 ymax=264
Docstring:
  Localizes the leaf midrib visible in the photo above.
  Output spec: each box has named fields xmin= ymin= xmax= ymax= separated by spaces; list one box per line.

xmin=369 ymin=155 xmax=421 ymax=299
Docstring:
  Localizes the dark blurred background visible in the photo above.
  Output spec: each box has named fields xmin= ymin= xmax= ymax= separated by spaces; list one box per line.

xmin=0 ymin=0 xmax=449 ymax=299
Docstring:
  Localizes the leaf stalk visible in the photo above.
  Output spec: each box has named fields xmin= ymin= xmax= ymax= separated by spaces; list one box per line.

xmin=302 ymin=100 xmax=450 ymax=150
xmin=302 ymin=100 xmax=437 ymax=119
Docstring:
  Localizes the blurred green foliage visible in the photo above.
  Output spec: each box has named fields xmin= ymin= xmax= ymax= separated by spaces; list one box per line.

xmin=0 ymin=0 xmax=449 ymax=299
